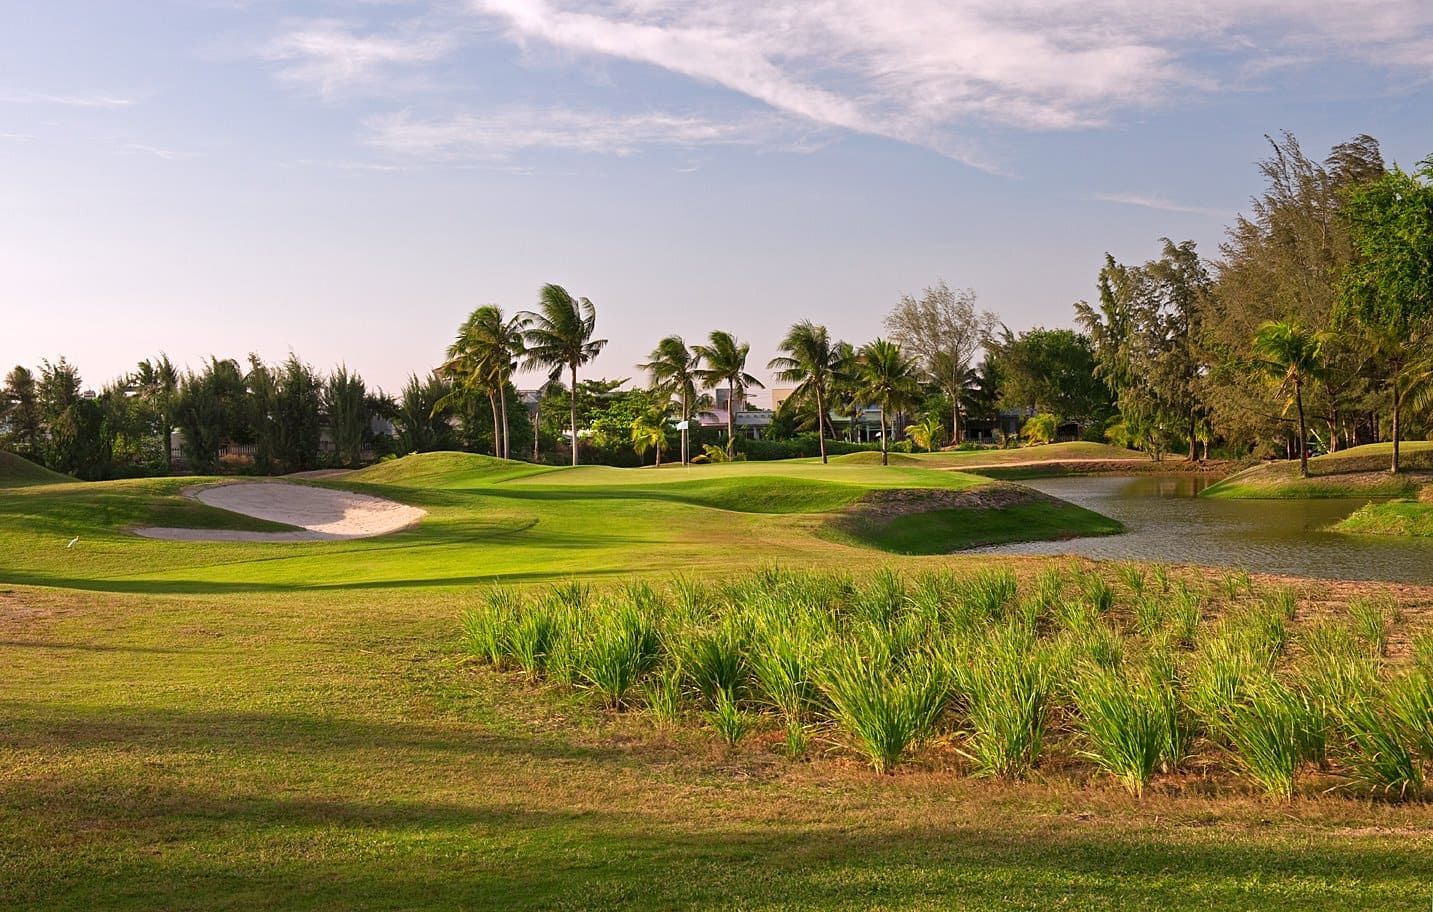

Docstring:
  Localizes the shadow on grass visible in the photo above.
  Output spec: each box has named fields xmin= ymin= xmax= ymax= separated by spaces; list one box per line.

xmin=6 ymin=784 xmax=1429 ymax=910
xmin=0 ymin=565 xmax=646 ymax=595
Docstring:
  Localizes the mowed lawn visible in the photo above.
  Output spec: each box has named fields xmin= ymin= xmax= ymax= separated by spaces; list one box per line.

xmin=0 ymin=453 xmax=1095 ymax=593
xmin=1204 ymin=441 xmax=1433 ymax=499
xmin=3 ymin=453 xmax=1432 ymax=910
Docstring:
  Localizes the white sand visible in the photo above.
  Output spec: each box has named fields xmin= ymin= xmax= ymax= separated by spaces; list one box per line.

xmin=134 ymin=481 xmax=426 ymax=542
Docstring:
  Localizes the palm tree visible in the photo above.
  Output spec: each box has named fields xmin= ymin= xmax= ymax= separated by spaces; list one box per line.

xmin=1251 ymin=320 xmax=1324 ymax=478
xmin=439 ymin=306 xmax=527 ymax=459
xmin=630 ymin=406 xmax=669 ymax=467
xmin=856 ymin=338 xmax=922 ymax=466
xmin=695 ymin=331 xmax=763 ymax=459
xmin=640 ymin=336 xmax=701 ymax=465
xmin=133 ymin=354 xmax=179 ymax=471
xmin=908 ymin=415 xmax=944 ymax=452
xmin=767 ymin=320 xmax=843 ymax=464
xmin=521 ymin=285 xmax=607 ymax=466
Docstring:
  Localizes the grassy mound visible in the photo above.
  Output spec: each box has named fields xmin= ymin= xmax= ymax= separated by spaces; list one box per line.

xmin=829 ymin=484 xmax=1122 ymax=554
xmin=911 ymin=441 xmax=1146 ymax=467
xmin=1203 ymin=442 xmax=1433 ymax=499
xmin=0 ymin=455 xmax=1112 ymax=593
xmin=347 ymin=451 xmax=556 ymax=488
xmin=0 ymin=450 xmax=70 ymax=488
xmin=827 ymin=451 xmax=922 ymax=466
xmin=863 ymin=501 xmax=1123 ymax=554
xmin=1337 ymin=493 xmax=1433 ymax=537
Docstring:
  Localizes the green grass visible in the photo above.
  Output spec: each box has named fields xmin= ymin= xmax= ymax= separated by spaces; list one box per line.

xmin=839 ymin=500 xmax=1123 ymax=554
xmin=8 ymin=453 xmax=1433 ymax=906
xmin=7 ymin=581 xmax=1430 ymax=910
xmin=1203 ymin=442 xmax=1433 ymax=499
xmin=901 ymin=441 xmax=1147 ymax=468
xmin=0 ymin=452 xmax=1083 ymax=594
xmin=1337 ymin=497 xmax=1433 ymax=537
xmin=0 ymin=449 xmax=71 ymax=487
xmin=6 ymin=453 xmax=1432 ymax=909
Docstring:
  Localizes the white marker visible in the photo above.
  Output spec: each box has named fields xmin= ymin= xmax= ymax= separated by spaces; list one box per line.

xmin=66 ymin=536 xmax=79 ymax=549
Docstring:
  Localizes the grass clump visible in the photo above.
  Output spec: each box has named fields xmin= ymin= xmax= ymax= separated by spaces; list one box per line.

xmin=458 ymin=567 xmax=1429 ymax=800
xmin=957 ymin=628 xmax=1050 ymax=779
xmin=819 ymin=639 xmax=948 ymax=773
xmin=1072 ymin=663 xmax=1169 ymax=797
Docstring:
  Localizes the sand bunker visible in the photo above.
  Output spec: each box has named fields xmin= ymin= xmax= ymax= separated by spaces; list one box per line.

xmin=135 ymin=481 xmax=426 ymax=542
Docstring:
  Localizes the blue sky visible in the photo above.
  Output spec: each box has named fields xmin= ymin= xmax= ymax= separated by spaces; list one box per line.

xmin=4 ymin=0 xmax=1432 ymax=395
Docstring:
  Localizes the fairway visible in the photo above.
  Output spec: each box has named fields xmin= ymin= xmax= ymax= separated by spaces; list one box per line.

xmin=0 ymin=452 xmax=1115 ymax=593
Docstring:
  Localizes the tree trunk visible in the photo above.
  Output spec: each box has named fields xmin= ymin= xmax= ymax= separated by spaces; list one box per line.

xmin=655 ymin=438 xmax=662 ymax=468
xmin=569 ymin=365 xmax=579 ymax=467
xmin=488 ymin=391 xmax=501 ymax=458
xmin=1294 ymin=379 xmax=1308 ymax=478
xmin=726 ymin=381 xmax=736 ymax=458
xmin=951 ymin=401 xmax=961 ymax=447
xmin=816 ymin=385 xmax=828 ymax=464
xmin=533 ymin=396 xmax=541 ymax=462
xmin=880 ymin=406 xmax=889 ymax=466
xmin=1188 ymin=413 xmax=1197 ymax=462
xmin=1391 ymin=360 xmax=1402 ymax=475
xmin=499 ymin=384 xmax=511 ymax=460
xmin=681 ymin=391 xmax=689 ymax=465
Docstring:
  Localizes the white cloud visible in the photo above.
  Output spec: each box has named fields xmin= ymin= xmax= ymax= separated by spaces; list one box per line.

xmin=0 ymin=91 xmax=135 ymax=108
xmin=1090 ymin=192 xmax=1225 ymax=219
xmin=255 ymin=2 xmax=1433 ymax=166
xmin=259 ymin=19 xmax=456 ymax=97
xmin=466 ymin=0 xmax=1433 ymax=158
xmin=365 ymin=107 xmax=780 ymax=159
xmin=120 ymin=143 xmax=186 ymax=161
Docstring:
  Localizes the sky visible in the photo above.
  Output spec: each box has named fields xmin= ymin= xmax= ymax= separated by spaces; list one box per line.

xmin=3 ymin=0 xmax=1433 ymax=399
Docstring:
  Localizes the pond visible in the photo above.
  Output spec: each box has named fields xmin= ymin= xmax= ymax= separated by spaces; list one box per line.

xmin=978 ymin=475 xmax=1433 ymax=584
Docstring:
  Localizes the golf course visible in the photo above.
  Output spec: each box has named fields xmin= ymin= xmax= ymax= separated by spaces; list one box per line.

xmin=4 ymin=448 xmax=1433 ymax=910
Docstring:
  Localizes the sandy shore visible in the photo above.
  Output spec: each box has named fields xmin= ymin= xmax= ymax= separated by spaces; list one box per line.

xmin=135 ymin=481 xmax=425 ymax=542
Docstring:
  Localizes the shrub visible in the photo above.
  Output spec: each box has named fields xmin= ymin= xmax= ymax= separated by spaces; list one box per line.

xmin=1385 ymin=669 xmax=1433 ymax=763
xmin=462 ymin=586 xmax=522 ymax=665
xmin=680 ymin=624 xmax=750 ymax=708
xmin=950 ymin=568 xmax=1018 ymax=630
xmin=1336 ymin=685 xmax=1424 ymax=800
xmin=644 ymin=663 xmax=685 ymax=725
xmin=509 ymin=605 xmax=561 ymax=675
xmin=750 ymin=628 xmax=819 ymax=723
xmin=1216 ymin=677 xmax=1321 ymax=800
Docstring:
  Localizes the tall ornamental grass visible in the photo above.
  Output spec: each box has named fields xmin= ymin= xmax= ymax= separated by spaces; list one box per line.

xmin=819 ymin=639 xmax=949 ymax=773
xmin=457 ymin=568 xmax=1427 ymax=800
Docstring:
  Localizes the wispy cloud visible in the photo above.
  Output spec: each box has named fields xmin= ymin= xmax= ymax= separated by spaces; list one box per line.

xmin=0 ymin=91 xmax=136 ymax=108
xmin=1090 ymin=192 xmax=1225 ymax=219
xmin=258 ymin=19 xmax=456 ymax=97
xmin=120 ymin=143 xmax=186 ymax=161
xmin=465 ymin=0 xmax=1433 ymax=163
xmin=253 ymin=1 xmax=1433 ymax=167
xmin=365 ymin=107 xmax=781 ymax=159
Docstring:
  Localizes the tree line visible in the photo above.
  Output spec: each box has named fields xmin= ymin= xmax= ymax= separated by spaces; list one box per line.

xmin=4 ymin=131 xmax=1431 ymax=478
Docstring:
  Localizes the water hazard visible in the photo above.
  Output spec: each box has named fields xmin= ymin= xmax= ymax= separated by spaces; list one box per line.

xmin=978 ymin=475 xmax=1433 ymax=584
